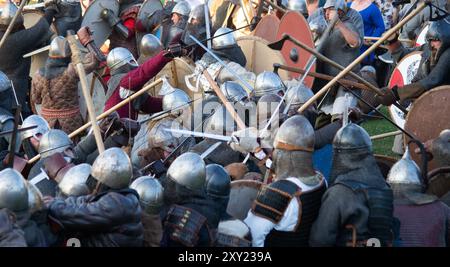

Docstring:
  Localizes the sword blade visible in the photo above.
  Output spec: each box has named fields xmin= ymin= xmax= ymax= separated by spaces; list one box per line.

xmin=163 ymin=128 xmax=232 ymax=142
xmin=200 ymin=141 xmax=222 ymax=159
xmin=23 ymin=45 xmax=51 ymax=58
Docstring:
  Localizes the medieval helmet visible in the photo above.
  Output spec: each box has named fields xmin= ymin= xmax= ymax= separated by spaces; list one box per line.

xmin=107 ymin=47 xmax=139 ymax=74
xmin=166 ymin=152 xmax=206 ymax=192
xmin=38 ymin=129 xmax=73 ymax=158
xmin=212 ymin=27 xmax=236 ymax=49
xmin=49 ymin=36 xmax=72 ymax=59
xmin=333 ymin=122 xmax=372 ymax=151
xmin=254 ymin=71 xmax=285 ymax=98
xmin=220 ymin=81 xmax=247 ymax=103
xmin=285 ymin=83 xmax=314 ymax=109
xmin=425 ymin=16 xmax=450 ymax=57
xmin=0 ymin=71 xmax=11 ymax=92
xmin=323 ymin=0 xmax=346 ymax=11
xmin=0 ymin=168 xmax=28 ymax=212
xmin=172 ymin=0 xmax=191 ymax=17
xmin=205 ymin=164 xmax=231 ymax=199
xmin=257 ymin=93 xmax=285 ymax=125
xmin=0 ymin=0 xmax=23 ymax=27
xmin=20 ymin=115 xmax=50 ymax=141
xmin=162 ymin=88 xmax=191 ymax=116
xmin=204 ymin=106 xmax=236 ymax=136
xmin=91 ymin=147 xmax=133 ymax=190
xmin=148 ymin=118 xmax=184 ymax=152
xmin=387 ymin=149 xmax=422 ymax=186
xmin=58 ymin=163 xmax=92 ymax=197
xmin=129 ymin=176 xmax=164 ymax=214
xmin=139 ymin=34 xmax=163 ymax=59
xmin=27 ymin=182 xmax=43 ymax=214
xmin=287 ymin=0 xmax=307 ymax=15
xmin=273 ymin=115 xmax=315 ymax=152
xmin=189 ymin=4 xmax=206 ymax=25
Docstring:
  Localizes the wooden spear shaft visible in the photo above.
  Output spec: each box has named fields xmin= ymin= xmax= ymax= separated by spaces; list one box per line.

xmin=370 ymin=130 xmax=402 ymax=140
xmin=297 ymin=1 xmax=428 ymax=113
xmin=0 ymin=0 xmax=27 ymax=50
xmin=203 ymin=70 xmax=246 ymax=130
xmin=27 ymin=78 xmax=163 ymax=164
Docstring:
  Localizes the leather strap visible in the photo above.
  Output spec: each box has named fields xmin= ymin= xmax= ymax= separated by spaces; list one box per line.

xmin=273 ymin=140 xmax=313 ymax=152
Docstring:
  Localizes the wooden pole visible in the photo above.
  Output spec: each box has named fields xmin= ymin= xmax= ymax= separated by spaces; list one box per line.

xmin=203 ymin=70 xmax=246 ymax=130
xmin=0 ymin=0 xmax=27 ymax=50
xmin=67 ymin=32 xmax=105 ymax=153
xmin=27 ymin=78 xmax=163 ymax=164
xmin=297 ymin=2 xmax=428 ymax=114
xmin=370 ymin=130 xmax=402 ymax=140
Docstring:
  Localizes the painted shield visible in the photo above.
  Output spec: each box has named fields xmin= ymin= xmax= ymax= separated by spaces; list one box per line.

xmin=136 ymin=0 xmax=164 ymax=54
xmin=81 ymin=0 xmax=120 ymax=48
xmin=23 ymin=10 xmax=56 ymax=77
xmin=226 ymin=179 xmax=263 ymax=221
xmin=374 ymin=154 xmax=399 ymax=180
xmin=275 ymin=11 xmax=315 ymax=88
xmin=147 ymin=57 xmax=196 ymax=98
xmin=236 ymin=35 xmax=289 ymax=81
xmin=404 ymin=86 xmax=450 ymax=171
xmin=415 ymin=24 xmax=429 ymax=47
xmin=78 ymin=72 xmax=107 ymax=122
xmin=388 ymin=51 xmax=422 ymax=128
xmin=253 ymin=14 xmax=281 ymax=43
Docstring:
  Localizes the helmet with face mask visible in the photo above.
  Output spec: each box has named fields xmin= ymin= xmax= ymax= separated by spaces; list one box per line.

xmin=20 ymin=115 xmax=50 ymax=142
xmin=254 ymin=71 xmax=285 ymax=98
xmin=220 ymin=81 xmax=248 ymax=103
xmin=107 ymin=47 xmax=139 ymax=74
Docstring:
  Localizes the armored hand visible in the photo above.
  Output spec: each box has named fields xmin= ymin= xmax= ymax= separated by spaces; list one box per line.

xmin=229 ymin=127 xmax=261 ymax=154
xmin=163 ymin=43 xmax=187 ymax=59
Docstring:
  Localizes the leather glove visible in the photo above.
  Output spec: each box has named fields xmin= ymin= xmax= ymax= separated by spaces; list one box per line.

xmin=99 ymin=112 xmax=121 ymax=137
xmin=163 ymin=43 xmax=187 ymax=59
xmin=119 ymin=118 xmax=141 ymax=138
xmin=375 ymin=86 xmax=399 ymax=106
xmin=77 ymin=26 xmax=94 ymax=47
xmin=100 ymin=8 xmax=121 ymax=27
xmin=228 ymin=127 xmax=260 ymax=154
xmin=225 ymin=163 xmax=249 ymax=181
xmin=44 ymin=0 xmax=59 ymax=13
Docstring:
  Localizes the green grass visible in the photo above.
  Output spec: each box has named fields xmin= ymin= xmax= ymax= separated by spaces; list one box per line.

xmin=361 ymin=107 xmax=401 ymax=159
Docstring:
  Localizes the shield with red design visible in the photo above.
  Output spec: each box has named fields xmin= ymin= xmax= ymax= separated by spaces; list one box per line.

xmin=226 ymin=179 xmax=263 ymax=220
xmin=404 ymin=86 xmax=450 ymax=171
xmin=387 ymin=51 xmax=422 ymax=128
xmin=275 ymin=11 xmax=315 ymax=88
xmin=415 ymin=24 xmax=429 ymax=47
xmin=253 ymin=14 xmax=281 ymax=43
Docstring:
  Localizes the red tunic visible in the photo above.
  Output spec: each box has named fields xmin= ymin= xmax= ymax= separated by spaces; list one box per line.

xmin=103 ymin=50 xmax=171 ymax=119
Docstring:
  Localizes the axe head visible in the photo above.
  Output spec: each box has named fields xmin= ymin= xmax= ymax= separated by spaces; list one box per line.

xmin=268 ymin=34 xmax=290 ymax=50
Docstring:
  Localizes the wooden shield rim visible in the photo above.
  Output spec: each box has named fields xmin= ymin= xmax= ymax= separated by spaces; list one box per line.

xmin=404 ymin=85 xmax=450 ymax=170
xmin=236 ymin=35 xmax=289 ymax=80
xmin=151 ymin=57 xmax=195 ymax=97
xmin=275 ymin=11 xmax=315 ymax=87
xmin=253 ymin=14 xmax=281 ymax=43
xmin=415 ymin=24 xmax=429 ymax=47
xmin=387 ymin=51 xmax=423 ymax=127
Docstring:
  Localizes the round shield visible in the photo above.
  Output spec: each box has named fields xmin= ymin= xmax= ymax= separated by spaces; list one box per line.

xmin=147 ymin=57 xmax=196 ymax=98
xmin=388 ymin=51 xmax=422 ymax=128
xmin=374 ymin=154 xmax=399 ymax=180
xmin=226 ymin=179 xmax=263 ymax=221
xmin=78 ymin=72 xmax=107 ymax=122
xmin=415 ymin=24 xmax=429 ymax=47
xmin=81 ymin=0 xmax=120 ymax=48
xmin=23 ymin=10 xmax=56 ymax=77
xmin=253 ymin=14 xmax=281 ymax=43
xmin=236 ymin=35 xmax=289 ymax=81
xmin=275 ymin=11 xmax=315 ymax=88
xmin=404 ymin=85 xmax=450 ymax=171
xmin=136 ymin=0 xmax=164 ymax=54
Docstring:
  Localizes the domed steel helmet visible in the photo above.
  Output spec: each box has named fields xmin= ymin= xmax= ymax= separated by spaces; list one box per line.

xmin=254 ymin=71 xmax=285 ymax=98
xmin=166 ymin=152 xmax=206 ymax=192
xmin=323 ymin=0 xmax=346 ymax=12
xmin=0 ymin=71 xmax=11 ymax=93
xmin=38 ymin=129 xmax=73 ymax=158
xmin=130 ymin=176 xmax=164 ymax=214
xmin=27 ymin=182 xmax=43 ymax=214
xmin=148 ymin=118 xmax=184 ymax=152
xmin=273 ymin=115 xmax=315 ymax=152
xmin=107 ymin=47 xmax=138 ymax=74
xmin=189 ymin=4 xmax=206 ymax=25
xmin=162 ymin=88 xmax=191 ymax=116
xmin=212 ymin=27 xmax=236 ymax=49
xmin=91 ymin=148 xmax=133 ymax=190
xmin=139 ymin=34 xmax=163 ymax=59
xmin=0 ymin=168 xmax=28 ymax=212
xmin=285 ymin=83 xmax=314 ymax=110
xmin=287 ymin=0 xmax=307 ymax=15
xmin=425 ymin=16 xmax=450 ymax=57
xmin=49 ymin=36 xmax=71 ymax=59
xmin=333 ymin=122 xmax=372 ymax=151
xmin=387 ymin=148 xmax=422 ymax=186
xmin=204 ymin=106 xmax=236 ymax=136
xmin=20 ymin=115 xmax=50 ymax=141
xmin=220 ymin=81 xmax=247 ymax=103
xmin=172 ymin=0 xmax=191 ymax=17
xmin=0 ymin=0 xmax=23 ymax=27
xmin=205 ymin=164 xmax=230 ymax=199
xmin=58 ymin=163 xmax=92 ymax=197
